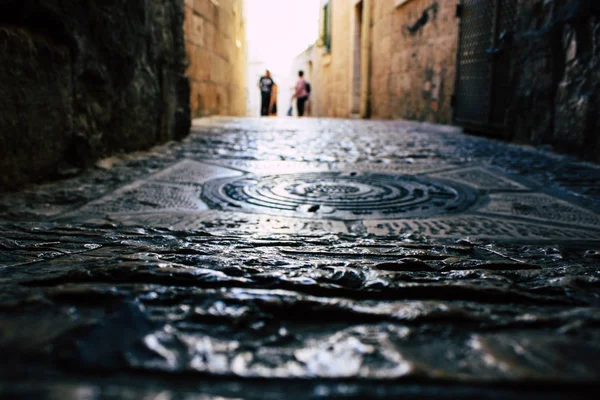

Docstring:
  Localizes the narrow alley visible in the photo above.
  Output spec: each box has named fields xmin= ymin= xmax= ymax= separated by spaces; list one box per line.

xmin=2 ymin=0 xmax=600 ymax=397
xmin=1 ymin=117 xmax=599 ymax=398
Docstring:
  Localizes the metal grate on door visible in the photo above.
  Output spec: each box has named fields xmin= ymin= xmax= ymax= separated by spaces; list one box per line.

xmin=454 ymin=0 xmax=518 ymax=134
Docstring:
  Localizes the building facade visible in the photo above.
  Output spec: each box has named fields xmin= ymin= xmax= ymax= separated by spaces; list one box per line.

xmin=184 ymin=0 xmax=247 ymax=118
xmin=304 ymin=0 xmax=600 ymax=161
xmin=308 ymin=0 xmax=458 ymax=123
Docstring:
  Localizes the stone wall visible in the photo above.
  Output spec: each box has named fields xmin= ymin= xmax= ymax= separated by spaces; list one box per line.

xmin=184 ymin=0 xmax=247 ymax=118
xmin=382 ymin=0 xmax=458 ymax=123
xmin=0 ymin=0 xmax=191 ymax=190
xmin=507 ymin=0 xmax=600 ymax=161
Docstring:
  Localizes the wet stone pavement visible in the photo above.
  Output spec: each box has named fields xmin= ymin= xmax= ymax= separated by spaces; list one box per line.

xmin=1 ymin=117 xmax=600 ymax=399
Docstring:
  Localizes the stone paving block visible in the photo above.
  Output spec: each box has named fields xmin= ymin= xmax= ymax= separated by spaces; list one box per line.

xmin=364 ymin=215 xmax=600 ymax=242
xmin=334 ymin=161 xmax=455 ymax=175
xmin=61 ymin=183 xmax=205 ymax=219
xmin=479 ymin=193 xmax=600 ymax=228
xmin=149 ymin=159 xmax=244 ymax=184
xmin=213 ymin=160 xmax=330 ymax=175
xmin=90 ymin=210 xmax=349 ymax=235
xmin=428 ymin=167 xmax=530 ymax=190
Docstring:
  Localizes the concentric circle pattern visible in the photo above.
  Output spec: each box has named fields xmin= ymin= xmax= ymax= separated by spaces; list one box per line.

xmin=202 ymin=172 xmax=479 ymax=220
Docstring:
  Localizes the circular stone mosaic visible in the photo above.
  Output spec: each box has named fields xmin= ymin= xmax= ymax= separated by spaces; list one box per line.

xmin=201 ymin=172 xmax=479 ymax=220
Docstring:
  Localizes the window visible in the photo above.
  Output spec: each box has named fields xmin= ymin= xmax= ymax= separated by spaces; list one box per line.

xmin=322 ymin=1 xmax=331 ymax=53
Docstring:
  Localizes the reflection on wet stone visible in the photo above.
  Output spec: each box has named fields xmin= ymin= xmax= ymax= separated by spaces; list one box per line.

xmin=1 ymin=118 xmax=599 ymax=397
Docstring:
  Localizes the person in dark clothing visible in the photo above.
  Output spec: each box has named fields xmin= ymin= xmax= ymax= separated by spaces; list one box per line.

xmin=258 ymin=70 xmax=275 ymax=116
xmin=292 ymin=70 xmax=309 ymax=117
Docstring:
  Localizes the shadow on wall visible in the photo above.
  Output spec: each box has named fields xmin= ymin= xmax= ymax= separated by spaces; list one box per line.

xmin=0 ymin=0 xmax=191 ymax=190
xmin=406 ymin=3 xmax=438 ymax=34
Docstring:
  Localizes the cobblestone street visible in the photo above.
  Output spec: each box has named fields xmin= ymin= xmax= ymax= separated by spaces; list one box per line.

xmin=1 ymin=117 xmax=600 ymax=398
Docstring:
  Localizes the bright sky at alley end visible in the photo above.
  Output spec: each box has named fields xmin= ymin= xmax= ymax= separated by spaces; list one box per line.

xmin=246 ymin=0 xmax=321 ymax=74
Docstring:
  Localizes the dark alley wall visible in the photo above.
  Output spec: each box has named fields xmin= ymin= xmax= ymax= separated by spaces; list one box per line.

xmin=0 ymin=0 xmax=191 ymax=190
xmin=507 ymin=0 xmax=600 ymax=161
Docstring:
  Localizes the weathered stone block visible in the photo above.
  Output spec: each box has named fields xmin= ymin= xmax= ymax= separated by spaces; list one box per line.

xmin=195 ymin=0 xmax=218 ymax=23
xmin=190 ymin=13 xmax=206 ymax=46
xmin=0 ymin=28 xmax=72 ymax=188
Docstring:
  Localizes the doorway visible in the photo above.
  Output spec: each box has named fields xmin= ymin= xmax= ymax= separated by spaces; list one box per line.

xmin=453 ymin=0 xmax=517 ymax=135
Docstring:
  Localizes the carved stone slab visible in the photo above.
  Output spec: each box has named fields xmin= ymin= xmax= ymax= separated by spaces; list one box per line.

xmin=69 ymin=161 xmax=600 ymax=242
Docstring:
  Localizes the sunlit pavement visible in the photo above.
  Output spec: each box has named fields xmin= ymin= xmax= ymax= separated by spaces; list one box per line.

xmin=1 ymin=117 xmax=600 ymax=398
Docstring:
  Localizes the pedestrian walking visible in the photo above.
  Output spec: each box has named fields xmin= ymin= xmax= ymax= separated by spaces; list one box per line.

xmin=258 ymin=70 xmax=275 ymax=116
xmin=292 ymin=70 xmax=310 ymax=117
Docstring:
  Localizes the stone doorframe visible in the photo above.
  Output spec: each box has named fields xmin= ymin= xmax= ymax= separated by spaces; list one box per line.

xmin=350 ymin=0 xmax=372 ymax=119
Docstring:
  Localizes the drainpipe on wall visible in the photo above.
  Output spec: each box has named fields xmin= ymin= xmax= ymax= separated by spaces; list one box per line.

xmin=359 ymin=0 xmax=372 ymax=118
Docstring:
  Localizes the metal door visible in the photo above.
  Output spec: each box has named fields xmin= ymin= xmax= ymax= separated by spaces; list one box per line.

xmin=453 ymin=0 xmax=517 ymax=134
